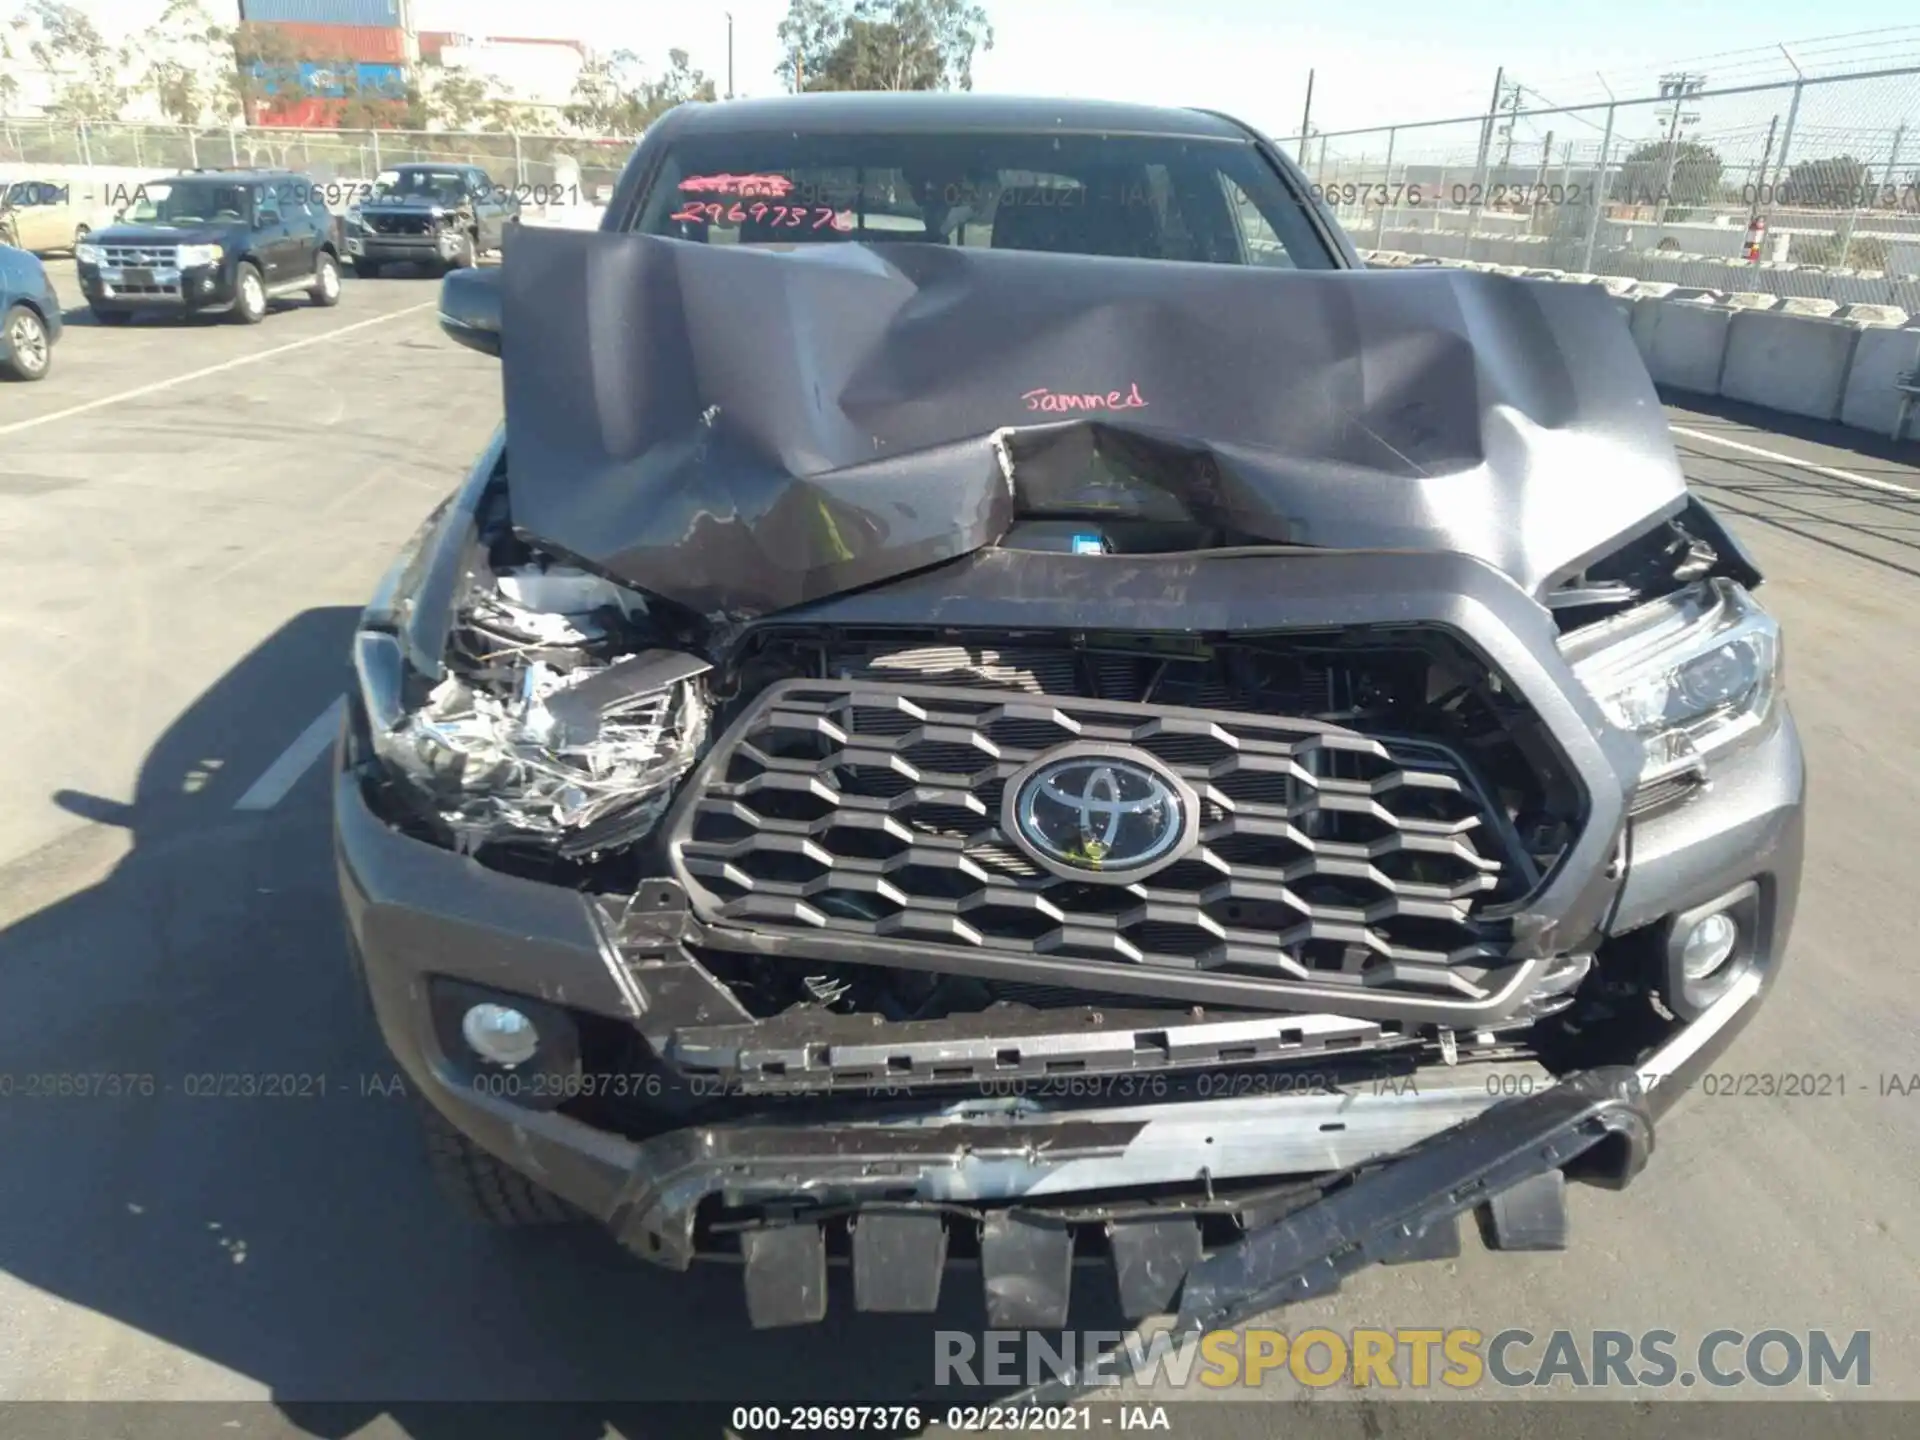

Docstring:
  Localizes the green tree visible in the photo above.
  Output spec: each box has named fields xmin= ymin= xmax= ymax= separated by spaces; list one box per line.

xmin=563 ymin=48 xmax=646 ymax=132
xmin=335 ymin=66 xmax=427 ymax=130
xmin=231 ymin=20 xmax=302 ymax=126
xmin=24 ymin=0 xmax=128 ymax=120
xmin=1791 ymin=230 xmax=1890 ymax=269
xmin=1782 ymin=154 xmax=1868 ymax=209
xmin=648 ymin=47 xmax=717 ymax=111
xmin=1614 ymin=138 xmax=1722 ymax=208
xmin=563 ymin=46 xmax=713 ymax=136
xmin=429 ymin=65 xmax=494 ymax=129
xmin=777 ymin=0 xmax=993 ymax=93
xmin=1 ymin=15 xmax=26 ymax=112
xmin=136 ymin=0 xmax=238 ymax=124
xmin=486 ymin=97 xmax=547 ymax=132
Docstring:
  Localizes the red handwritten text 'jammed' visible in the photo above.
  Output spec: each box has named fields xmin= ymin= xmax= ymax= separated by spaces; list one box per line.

xmin=1022 ymin=384 xmax=1150 ymax=413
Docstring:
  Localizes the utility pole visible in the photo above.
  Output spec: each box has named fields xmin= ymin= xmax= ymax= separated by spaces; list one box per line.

xmin=1527 ymin=130 xmax=1553 ymax=237
xmin=1298 ymin=68 xmax=1315 ymax=165
xmin=1766 ymin=45 xmax=1806 ymax=246
xmin=726 ymin=12 xmax=734 ymax=99
xmin=1652 ymin=71 xmax=1706 ymax=228
xmin=1465 ymin=65 xmax=1505 ymax=259
xmin=1495 ymin=82 xmax=1523 ymax=176
xmin=1579 ymin=104 xmax=1618 ymax=273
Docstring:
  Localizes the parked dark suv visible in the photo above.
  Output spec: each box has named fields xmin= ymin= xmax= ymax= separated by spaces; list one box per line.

xmin=75 ymin=169 xmax=341 ymax=325
xmin=343 ymin=162 xmax=516 ymax=277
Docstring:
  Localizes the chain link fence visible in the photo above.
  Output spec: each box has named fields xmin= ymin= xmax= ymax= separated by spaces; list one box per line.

xmin=1283 ymin=64 xmax=1920 ymax=283
xmin=0 ymin=116 xmax=635 ymax=199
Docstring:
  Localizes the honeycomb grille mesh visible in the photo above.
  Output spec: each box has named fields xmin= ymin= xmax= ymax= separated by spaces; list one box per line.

xmin=672 ymin=682 xmax=1524 ymax=999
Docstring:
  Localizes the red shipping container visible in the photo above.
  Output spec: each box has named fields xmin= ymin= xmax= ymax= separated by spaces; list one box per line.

xmin=255 ymin=97 xmax=344 ymax=127
xmin=251 ymin=21 xmax=411 ymax=63
xmin=254 ymin=94 xmax=412 ymax=127
xmin=416 ymin=29 xmax=459 ymax=62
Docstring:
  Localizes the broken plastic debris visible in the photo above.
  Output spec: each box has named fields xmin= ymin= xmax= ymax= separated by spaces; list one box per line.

xmin=393 ymin=655 xmax=709 ymax=844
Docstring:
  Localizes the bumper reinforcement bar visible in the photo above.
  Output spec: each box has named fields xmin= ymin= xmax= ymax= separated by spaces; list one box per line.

xmin=1012 ymin=1065 xmax=1652 ymax=1400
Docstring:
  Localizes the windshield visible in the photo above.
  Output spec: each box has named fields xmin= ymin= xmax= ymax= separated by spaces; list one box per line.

xmin=372 ymin=169 xmax=469 ymax=203
xmin=632 ymin=131 xmax=1333 ymax=268
xmin=127 ymin=181 xmax=250 ymax=226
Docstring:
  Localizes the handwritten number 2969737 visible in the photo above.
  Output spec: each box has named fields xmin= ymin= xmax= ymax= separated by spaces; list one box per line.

xmin=670 ymin=201 xmax=853 ymax=231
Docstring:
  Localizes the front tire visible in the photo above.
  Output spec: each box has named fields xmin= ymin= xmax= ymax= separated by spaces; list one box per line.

xmin=230 ymin=261 xmax=267 ymax=324
xmin=1 ymin=303 xmax=51 ymax=381
xmin=417 ymin=1103 xmax=579 ymax=1227
xmin=310 ymin=250 xmax=341 ymax=307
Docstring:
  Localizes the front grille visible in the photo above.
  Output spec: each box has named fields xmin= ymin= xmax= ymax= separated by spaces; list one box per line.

xmin=101 ymin=243 xmax=178 ymax=267
xmin=366 ymin=213 xmax=434 ymax=236
xmin=672 ymin=681 xmax=1529 ymax=1000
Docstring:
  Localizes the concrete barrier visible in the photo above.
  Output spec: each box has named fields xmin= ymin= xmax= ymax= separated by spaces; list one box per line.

xmin=1718 ymin=310 xmax=1868 ymax=421
xmin=1627 ymin=295 xmax=1664 ymax=361
xmin=1641 ymin=299 xmax=1735 ymax=395
xmin=1840 ymin=322 xmax=1920 ymax=435
xmin=1834 ymin=303 xmax=1909 ymax=326
xmin=1350 ymin=243 xmax=1920 ymax=439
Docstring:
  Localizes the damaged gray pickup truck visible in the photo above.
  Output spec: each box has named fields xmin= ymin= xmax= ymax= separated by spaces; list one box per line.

xmin=335 ymin=93 xmax=1804 ymax=1366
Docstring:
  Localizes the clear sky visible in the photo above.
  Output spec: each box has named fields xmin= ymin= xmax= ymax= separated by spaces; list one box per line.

xmin=60 ymin=0 xmax=1920 ymax=140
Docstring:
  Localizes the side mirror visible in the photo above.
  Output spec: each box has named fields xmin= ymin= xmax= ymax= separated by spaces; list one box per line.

xmin=255 ymin=211 xmax=278 ymax=230
xmin=439 ymin=264 xmax=502 ymax=358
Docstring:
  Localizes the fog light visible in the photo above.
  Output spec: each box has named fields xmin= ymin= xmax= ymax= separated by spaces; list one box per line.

xmin=1680 ymin=912 xmax=1738 ymax=980
xmin=461 ymin=1002 xmax=539 ymax=1067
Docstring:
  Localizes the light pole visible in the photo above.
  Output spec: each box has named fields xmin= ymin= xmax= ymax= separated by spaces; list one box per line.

xmin=1651 ymin=71 xmax=1706 ymax=230
xmin=726 ymin=12 xmax=734 ymax=100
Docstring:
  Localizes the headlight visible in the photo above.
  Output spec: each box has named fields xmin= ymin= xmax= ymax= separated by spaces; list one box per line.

xmin=176 ymin=243 xmax=223 ymax=267
xmin=352 ymin=514 xmax=711 ymax=854
xmin=75 ymin=242 xmax=102 ymax=264
xmin=1565 ymin=577 xmax=1781 ymax=784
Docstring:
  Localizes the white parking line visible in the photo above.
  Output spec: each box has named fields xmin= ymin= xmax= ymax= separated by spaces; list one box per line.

xmin=1670 ymin=424 xmax=1920 ymax=498
xmin=234 ymin=697 xmax=345 ymax=811
xmin=0 ymin=302 xmax=435 ymax=438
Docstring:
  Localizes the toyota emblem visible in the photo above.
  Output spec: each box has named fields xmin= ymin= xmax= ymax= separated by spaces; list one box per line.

xmin=1003 ymin=745 xmax=1199 ymax=884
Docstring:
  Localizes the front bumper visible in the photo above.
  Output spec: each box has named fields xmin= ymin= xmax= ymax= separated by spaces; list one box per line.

xmin=335 ymin=656 xmax=1801 ymax=1325
xmin=78 ymin=261 xmax=236 ymax=313
xmin=346 ymin=228 xmax=466 ymax=264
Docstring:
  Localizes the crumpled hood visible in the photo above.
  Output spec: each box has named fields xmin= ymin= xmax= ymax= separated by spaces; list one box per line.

xmin=499 ymin=225 xmax=1685 ymax=621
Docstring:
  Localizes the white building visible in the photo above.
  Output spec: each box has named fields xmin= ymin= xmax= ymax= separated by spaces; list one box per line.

xmin=425 ymin=34 xmax=586 ymax=112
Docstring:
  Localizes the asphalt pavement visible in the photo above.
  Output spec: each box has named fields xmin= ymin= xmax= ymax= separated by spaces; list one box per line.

xmin=1 ymin=258 xmax=1918 ymax=1430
